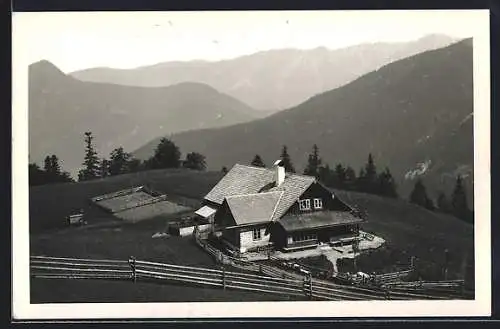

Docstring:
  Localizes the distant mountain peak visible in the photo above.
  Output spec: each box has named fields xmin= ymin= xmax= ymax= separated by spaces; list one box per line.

xmin=30 ymin=59 xmax=62 ymax=71
xmin=29 ymin=60 xmax=67 ymax=79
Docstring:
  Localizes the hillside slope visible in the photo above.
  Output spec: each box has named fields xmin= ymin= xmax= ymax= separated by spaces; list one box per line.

xmin=29 ymin=61 xmax=264 ymax=177
xmin=133 ymin=39 xmax=474 ymax=202
xmin=70 ymin=34 xmax=456 ymax=110
xmin=29 ymin=169 xmax=474 ymax=297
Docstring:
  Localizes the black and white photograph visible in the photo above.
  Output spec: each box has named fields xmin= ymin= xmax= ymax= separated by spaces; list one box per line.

xmin=12 ymin=9 xmax=491 ymax=319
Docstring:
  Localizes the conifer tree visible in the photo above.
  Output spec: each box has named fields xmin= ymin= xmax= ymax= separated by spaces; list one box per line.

xmin=437 ymin=191 xmax=452 ymax=213
xmin=146 ymin=138 xmax=181 ymax=169
xmin=250 ymin=154 xmax=266 ymax=167
xmin=410 ymin=178 xmax=434 ymax=210
xmin=183 ymin=152 xmax=207 ymax=171
xmin=78 ymin=132 xmax=100 ymax=181
xmin=344 ymin=166 xmax=357 ymax=190
xmin=304 ymin=144 xmax=322 ymax=178
xmin=44 ymin=155 xmax=61 ymax=177
xmin=108 ymin=147 xmax=132 ymax=176
xmin=377 ymin=167 xmax=398 ymax=198
xmin=280 ymin=145 xmax=295 ymax=173
xmin=99 ymin=158 xmax=110 ymax=178
xmin=357 ymin=168 xmax=366 ymax=192
xmin=29 ymin=163 xmax=47 ymax=186
xmin=333 ymin=163 xmax=347 ymax=189
xmin=363 ymin=153 xmax=377 ymax=193
xmin=318 ymin=164 xmax=332 ymax=185
xmin=127 ymin=158 xmax=143 ymax=173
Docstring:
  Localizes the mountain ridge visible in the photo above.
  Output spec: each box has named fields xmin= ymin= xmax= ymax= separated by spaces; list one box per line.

xmin=70 ymin=34 xmax=458 ymax=110
xmin=29 ymin=61 xmax=265 ymax=178
xmin=133 ymin=38 xmax=474 ymax=202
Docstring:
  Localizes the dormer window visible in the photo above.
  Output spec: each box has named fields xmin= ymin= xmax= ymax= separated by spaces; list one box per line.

xmin=299 ymin=199 xmax=311 ymax=211
xmin=313 ymin=198 xmax=323 ymax=210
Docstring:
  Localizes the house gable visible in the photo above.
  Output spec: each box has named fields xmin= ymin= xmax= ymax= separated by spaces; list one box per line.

xmin=214 ymin=200 xmax=237 ymax=228
xmin=284 ymin=182 xmax=352 ymax=216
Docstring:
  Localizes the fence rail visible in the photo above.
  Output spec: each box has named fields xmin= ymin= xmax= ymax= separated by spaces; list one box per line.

xmin=374 ymin=270 xmax=414 ymax=283
xmin=192 ymin=234 xmax=475 ymax=300
xmin=30 ymin=255 xmax=472 ymax=301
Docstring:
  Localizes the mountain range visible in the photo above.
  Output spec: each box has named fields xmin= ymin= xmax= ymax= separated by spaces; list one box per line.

xmin=29 ymin=61 xmax=265 ymax=177
xmin=70 ymin=34 xmax=456 ymax=110
xmin=133 ymin=38 xmax=474 ymax=202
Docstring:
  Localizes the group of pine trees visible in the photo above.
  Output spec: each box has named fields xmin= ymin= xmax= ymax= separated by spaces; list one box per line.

xmin=410 ymin=176 xmax=473 ymax=223
xmin=248 ymin=145 xmax=398 ymax=198
xmin=29 ymin=133 xmax=473 ymax=223
xmin=29 ymin=132 xmax=207 ymax=185
xmin=29 ymin=155 xmax=74 ymax=186
xmin=77 ymin=133 xmax=208 ymax=182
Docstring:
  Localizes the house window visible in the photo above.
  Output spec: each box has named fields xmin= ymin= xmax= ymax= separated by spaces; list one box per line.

xmin=299 ymin=199 xmax=311 ymax=211
xmin=293 ymin=232 xmax=317 ymax=242
xmin=253 ymin=228 xmax=262 ymax=240
xmin=313 ymin=198 xmax=323 ymax=209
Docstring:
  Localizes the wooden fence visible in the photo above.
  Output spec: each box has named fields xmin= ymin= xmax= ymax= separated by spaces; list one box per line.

xmin=374 ymin=269 xmax=414 ymax=283
xmin=30 ymin=255 xmax=472 ymax=301
xmin=193 ymin=235 xmax=474 ymax=300
xmin=111 ymin=195 xmax=168 ymax=213
xmin=90 ymin=186 xmax=144 ymax=202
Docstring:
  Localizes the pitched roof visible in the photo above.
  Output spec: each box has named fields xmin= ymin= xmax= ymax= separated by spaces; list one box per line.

xmin=204 ymin=164 xmax=274 ymax=204
xmin=204 ymin=164 xmax=316 ymax=220
xmin=195 ymin=205 xmax=217 ymax=218
xmin=225 ymin=191 xmax=283 ymax=226
xmin=278 ymin=211 xmax=364 ymax=232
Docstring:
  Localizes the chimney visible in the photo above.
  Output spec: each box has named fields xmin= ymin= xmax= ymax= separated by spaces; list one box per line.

xmin=273 ymin=159 xmax=285 ymax=187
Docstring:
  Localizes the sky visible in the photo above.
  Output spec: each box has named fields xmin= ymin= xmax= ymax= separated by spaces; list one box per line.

xmin=13 ymin=10 xmax=480 ymax=73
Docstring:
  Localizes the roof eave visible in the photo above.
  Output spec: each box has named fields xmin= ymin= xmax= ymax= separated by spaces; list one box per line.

xmin=225 ymin=221 xmax=271 ymax=230
xmin=280 ymin=219 xmax=364 ymax=233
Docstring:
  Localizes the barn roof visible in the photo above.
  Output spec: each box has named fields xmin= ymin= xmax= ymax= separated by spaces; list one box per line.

xmin=204 ymin=164 xmax=316 ymax=220
xmin=225 ymin=191 xmax=284 ymax=225
xmin=278 ymin=211 xmax=364 ymax=232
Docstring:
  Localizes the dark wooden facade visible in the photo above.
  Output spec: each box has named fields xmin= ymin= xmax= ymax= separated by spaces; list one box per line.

xmin=285 ymin=182 xmax=351 ymax=215
xmin=213 ymin=182 xmax=362 ymax=253
xmin=269 ymin=223 xmax=360 ymax=250
xmin=270 ymin=183 xmax=361 ymax=251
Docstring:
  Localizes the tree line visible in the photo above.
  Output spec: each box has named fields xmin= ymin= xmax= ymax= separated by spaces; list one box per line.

xmin=77 ymin=132 xmax=207 ymax=181
xmin=247 ymin=144 xmax=472 ymax=223
xmin=29 ymin=155 xmax=74 ymax=186
xmin=249 ymin=145 xmax=398 ymax=198
xmin=409 ymin=176 xmax=473 ymax=223
xmin=29 ymin=132 xmax=207 ymax=186
xmin=29 ymin=134 xmax=472 ymax=223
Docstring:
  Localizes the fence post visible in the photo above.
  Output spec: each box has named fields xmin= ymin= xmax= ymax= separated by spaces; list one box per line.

xmin=308 ymin=273 xmax=313 ymax=300
xmin=443 ymin=249 xmax=449 ymax=280
xmin=222 ymin=265 xmax=226 ymax=290
xmin=128 ymin=256 xmax=136 ymax=283
xmin=303 ymin=275 xmax=308 ymax=299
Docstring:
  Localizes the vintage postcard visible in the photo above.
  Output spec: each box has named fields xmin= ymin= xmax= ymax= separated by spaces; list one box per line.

xmin=12 ymin=9 xmax=491 ymax=320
